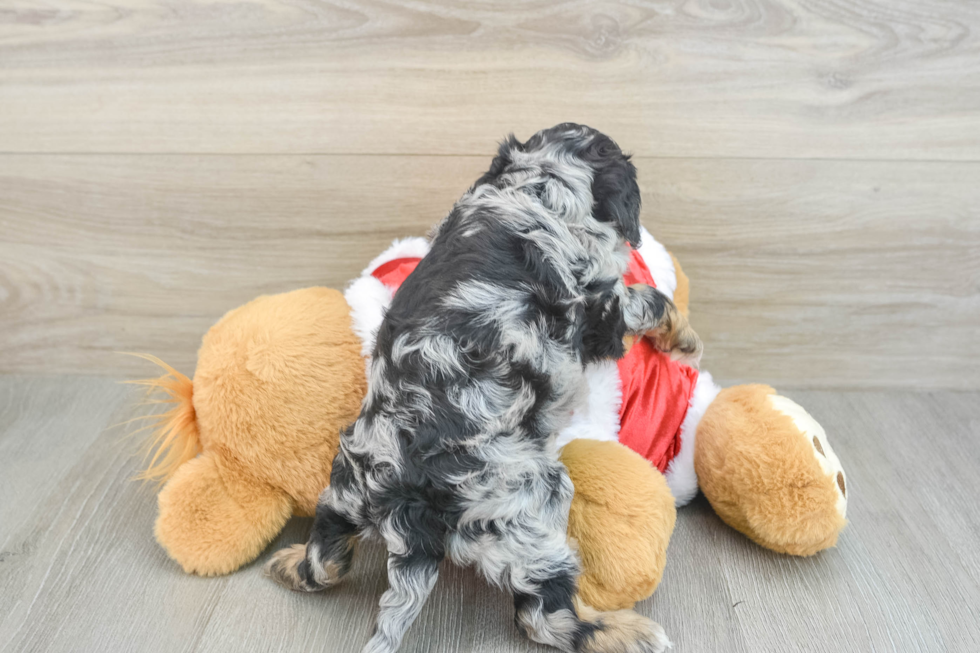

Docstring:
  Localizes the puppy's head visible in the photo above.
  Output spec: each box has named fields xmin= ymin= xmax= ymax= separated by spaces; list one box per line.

xmin=477 ymin=124 xmax=642 ymax=246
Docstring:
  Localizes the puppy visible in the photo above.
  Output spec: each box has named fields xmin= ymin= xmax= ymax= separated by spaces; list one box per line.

xmin=267 ymin=124 xmax=700 ymax=653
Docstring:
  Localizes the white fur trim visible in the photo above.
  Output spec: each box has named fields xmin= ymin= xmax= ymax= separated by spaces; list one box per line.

xmin=344 ymin=237 xmax=431 ymax=361
xmin=769 ymin=395 xmax=848 ymax=518
xmin=361 ymin=237 xmax=431 ymax=280
xmin=345 ymin=275 xmax=394 ymax=359
xmin=555 ymin=360 xmax=622 ymax=448
xmin=664 ymin=371 xmax=721 ymax=507
xmin=635 ymin=226 xmax=677 ymax=300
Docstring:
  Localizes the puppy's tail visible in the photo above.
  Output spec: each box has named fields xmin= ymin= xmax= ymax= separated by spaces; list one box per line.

xmin=122 ymin=353 xmax=200 ymax=483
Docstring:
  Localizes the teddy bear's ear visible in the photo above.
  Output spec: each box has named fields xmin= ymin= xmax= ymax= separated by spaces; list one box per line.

xmin=155 ymin=451 xmax=293 ymax=576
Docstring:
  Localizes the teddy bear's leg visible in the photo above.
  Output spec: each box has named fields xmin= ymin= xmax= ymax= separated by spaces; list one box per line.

xmin=562 ymin=439 xmax=677 ymax=611
xmin=155 ymin=450 xmax=293 ymax=576
xmin=694 ymin=385 xmax=848 ymax=556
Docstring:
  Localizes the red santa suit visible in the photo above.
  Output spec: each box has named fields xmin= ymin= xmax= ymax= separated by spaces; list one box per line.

xmin=344 ymin=227 xmax=720 ymax=507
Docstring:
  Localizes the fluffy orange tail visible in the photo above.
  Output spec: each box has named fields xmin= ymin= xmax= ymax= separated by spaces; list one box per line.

xmin=123 ymin=353 xmax=200 ymax=483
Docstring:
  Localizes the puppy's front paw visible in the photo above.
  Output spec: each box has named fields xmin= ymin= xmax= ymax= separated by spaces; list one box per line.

xmin=668 ymin=323 xmax=702 ymax=369
xmin=647 ymin=306 xmax=702 ymax=369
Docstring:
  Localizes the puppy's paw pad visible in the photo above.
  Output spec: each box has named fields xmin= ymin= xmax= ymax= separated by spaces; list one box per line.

xmin=669 ymin=326 xmax=703 ymax=369
xmin=585 ymin=610 xmax=671 ymax=653
xmin=265 ymin=543 xmax=316 ymax=592
xmin=633 ymin=621 xmax=672 ymax=653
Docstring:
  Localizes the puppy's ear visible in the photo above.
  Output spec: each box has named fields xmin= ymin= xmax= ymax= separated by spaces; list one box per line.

xmin=585 ymin=136 xmax=641 ymax=247
xmin=474 ymin=134 xmax=523 ymax=188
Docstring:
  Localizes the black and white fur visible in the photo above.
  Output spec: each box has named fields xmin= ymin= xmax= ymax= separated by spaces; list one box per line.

xmin=267 ymin=124 xmax=700 ymax=653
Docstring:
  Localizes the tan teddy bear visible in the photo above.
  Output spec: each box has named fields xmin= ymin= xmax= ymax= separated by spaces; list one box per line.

xmin=134 ymin=228 xmax=846 ymax=611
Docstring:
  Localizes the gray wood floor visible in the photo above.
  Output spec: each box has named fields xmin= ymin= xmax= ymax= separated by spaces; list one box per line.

xmin=1 ymin=376 xmax=978 ymax=652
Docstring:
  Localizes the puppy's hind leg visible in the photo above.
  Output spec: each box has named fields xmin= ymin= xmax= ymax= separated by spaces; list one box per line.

xmin=266 ymin=452 xmax=362 ymax=592
xmin=572 ymin=599 xmax=672 ymax=653
xmin=362 ymin=506 xmax=447 ymax=653
xmin=461 ymin=463 xmax=670 ymax=653
xmin=362 ymin=551 xmax=441 ymax=653
xmin=265 ymin=497 xmax=358 ymax=592
xmin=510 ymin=544 xmax=671 ymax=653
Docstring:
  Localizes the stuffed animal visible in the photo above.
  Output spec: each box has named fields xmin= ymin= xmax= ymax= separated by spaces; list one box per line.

xmin=134 ymin=227 xmax=847 ymax=611
xmin=553 ymin=229 xmax=849 ymax=608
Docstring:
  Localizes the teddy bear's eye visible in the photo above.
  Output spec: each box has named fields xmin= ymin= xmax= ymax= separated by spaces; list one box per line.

xmin=812 ymin=436 xmax=825 ymax=456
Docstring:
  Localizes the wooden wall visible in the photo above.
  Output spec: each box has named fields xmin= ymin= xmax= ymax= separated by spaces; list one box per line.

xmin=1 ymin=0 xmax=978 ymax=389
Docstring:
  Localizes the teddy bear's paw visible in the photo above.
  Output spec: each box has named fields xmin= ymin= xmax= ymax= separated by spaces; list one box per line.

xmin=265 ymin=543 xmax=322 ymax=592
xmin=576 ymin=602 xmax=672 ymax=653
xmin=769 ymin=394 xmax=848 ymax=519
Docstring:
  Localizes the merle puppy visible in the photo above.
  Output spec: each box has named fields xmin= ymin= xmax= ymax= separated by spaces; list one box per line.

xmin=267 ymin=124 xmax=701 ymax=653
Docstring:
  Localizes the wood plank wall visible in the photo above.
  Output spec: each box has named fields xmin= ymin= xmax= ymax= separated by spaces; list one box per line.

xmin=1 ymin=0 xmax=978 ymax=388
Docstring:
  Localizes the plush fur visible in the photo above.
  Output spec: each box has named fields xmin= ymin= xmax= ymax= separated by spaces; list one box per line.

xmin=147 ymin=287 xmax=366 ymax=575
xmin=266 ymin=124 xmax=695 ymax=653
xmin=664 ymin=371 xmax=721 ymax=506
xmin=137 ymin=285 xmax=678 ymax=596
xmin=564 ymin=439 xmax=676 ymax=611
xmin=634 ymin=227 xmax=677 ymax=301
xmin=669 ymin=254 xmax=689 ymax=319
xmin=694 ymin=384 xmax=848 ymax=556
xmin=345 ymin=237 xmax=431 ymax=361
xmin=554 ymin=360 xmax=624 ymax=449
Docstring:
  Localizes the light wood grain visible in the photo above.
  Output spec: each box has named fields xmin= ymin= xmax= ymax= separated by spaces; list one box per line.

xmin=646 ymin=158 xmax=980 ymax=390
xmin=1 ymin=154 xmax=977 ymax=388
xmin=1 ymin=0 xmax=979 ymax=159
xmin=2 ymin=0 xmax=978 ymax=387
xmin=2 ymin=377 xmax=979 ymax=652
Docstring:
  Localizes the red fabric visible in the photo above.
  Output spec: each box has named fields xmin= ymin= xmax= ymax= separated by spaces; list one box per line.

xmin=623 ymin=249 xmax=657 ymax=287
xmin=616 ymin=248 xmax=698 ymax=473
xmin=616 ymin=339 xmax=698 ymax=473
xmin=371 ymin=257 xmax=422 ymax=289
xmin=369 ymin=250 xmax=698 ymax=473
